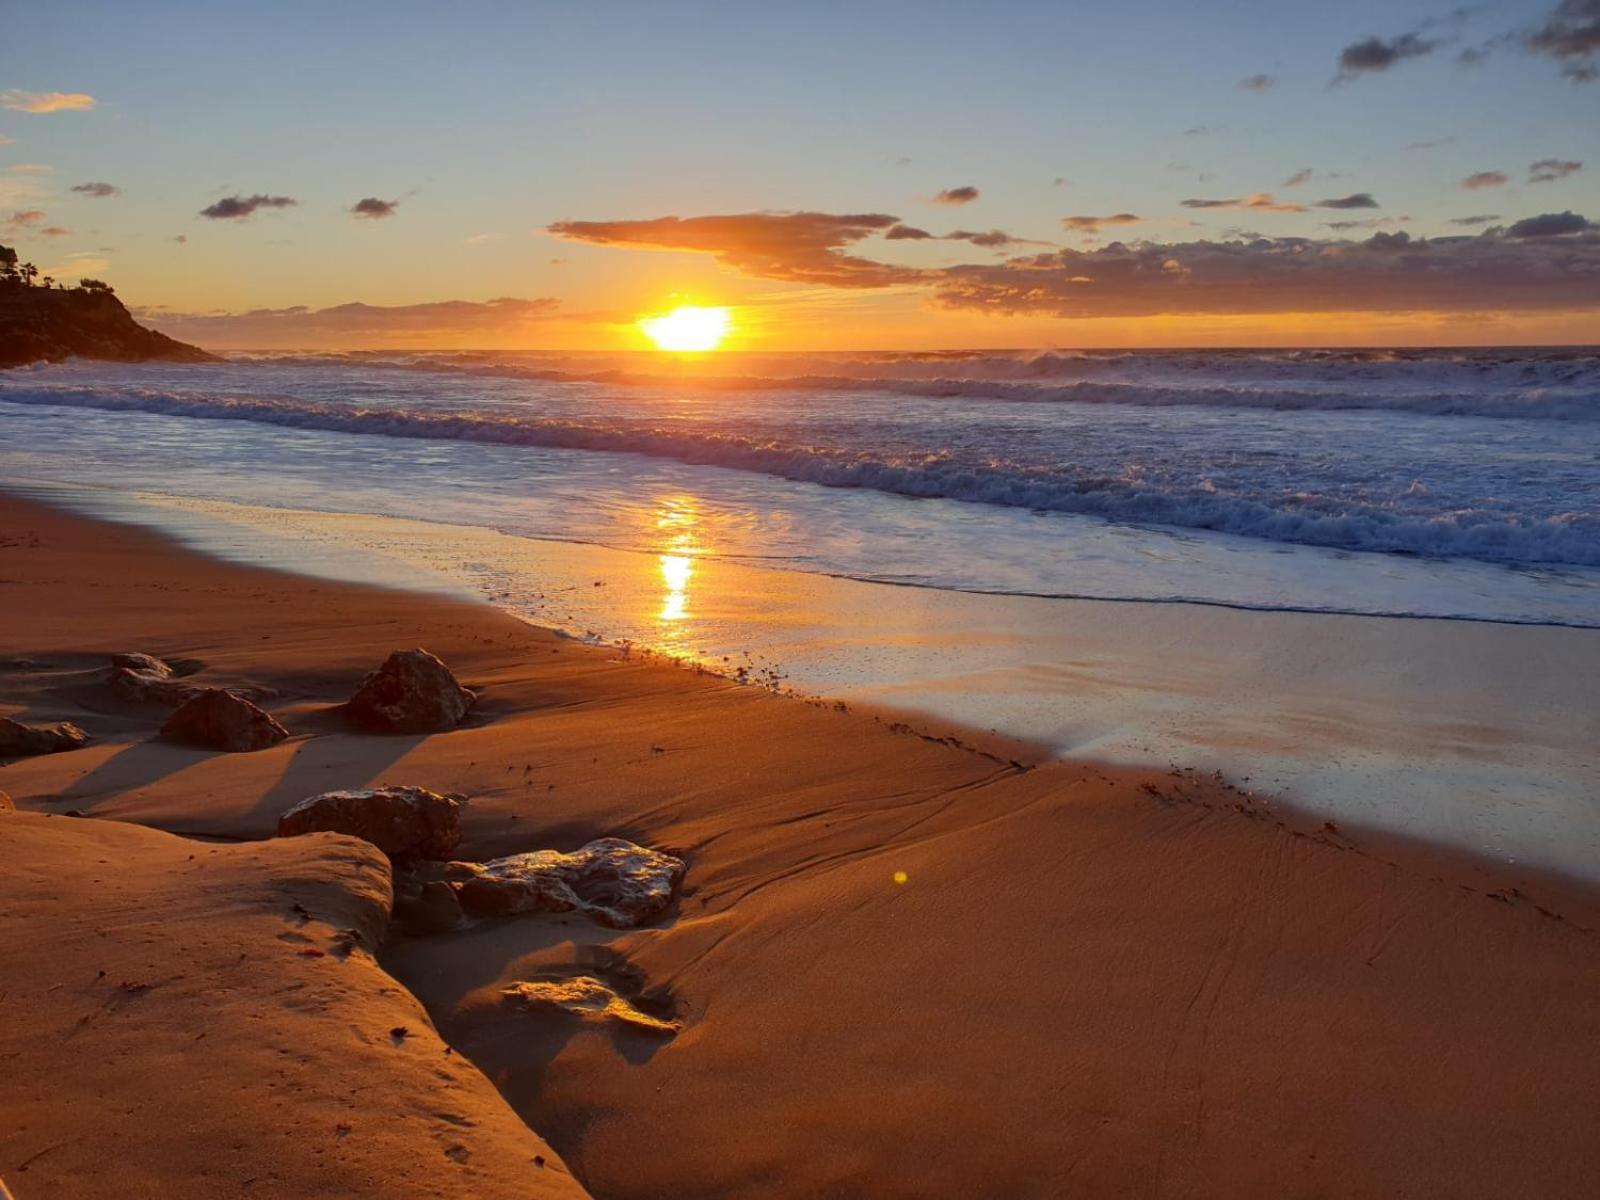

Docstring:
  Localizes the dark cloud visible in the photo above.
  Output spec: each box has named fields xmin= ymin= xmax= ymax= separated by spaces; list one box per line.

xmin=1524 ymin=0 xmax=1600 ymax=81
xmin=1449 ymin=214 xmax=1502 ymax=225
xmin=1282 ymin=168 xmax=1314 ymax=188
xmin=1505 ymin=210 xmax=1594 ymax=237
xmin=1529 ymin=158 xmax=1583 ymax=182
xmin=932 ymin=186 xmax=980 ymax=205
xmin=1317 ymin=193 xmax=1380 ymax=209
xmin=1324 ymin=217 xmax=1402 ymax=231
xmin=547 ymin=211 xmax=923 ymax=287
xmin=1461 ymin=171 xmax=1509 ymax=190
xmin=946 ymin=229 xmax=1046 ymax=250
xmin=931 ymin=220 xmax=1600 ymax=317
xmin=1335 ymin=32 xmax=1440 ymax=81
xmin=70 ymin=181 xmax=120 ymax=198
xmin=139 ymin=296 xmax=561 ymax=348
xmin=1061 ymin=213 xmax=1142 ymax=232
xmin=351 ymin=197 xmax=398 ymax=219
xmin=1182 ymin=126 xmax=1210 ymax=136
xmin=1180 ymin=193 xmax=1306 ymax=213
xmin=199 ymin=193 xmax=298 ymax=220
xmin=885 ymin=224 xmax=933 ymax=240
xmin=1238 ymin=73 xmax=1277 ymax=92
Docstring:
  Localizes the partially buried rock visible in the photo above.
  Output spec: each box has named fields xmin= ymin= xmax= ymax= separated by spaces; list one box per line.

xmin=502 ymin=977 xmax=679 ymax=1035
xmin=160 ymin=688 xmax=289 ymax=753
xmin=277 ymin=786 xmax=463 ymax=861
xmin=452 ymin=837 xmax=685 ymax=928
xmin=0 ymin=789 xmax=12 ymax=812
xmin=0 ymin=716 xmax=90 ymax=758
xmin=346 ymin=649 xmax=476 ymax=734
xmin=393 ymin=880 xmax=465 ymax=934
xmin=107 ymin=653 xmax=203 ymax=707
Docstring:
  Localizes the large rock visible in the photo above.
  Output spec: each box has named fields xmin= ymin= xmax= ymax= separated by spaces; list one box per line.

xmin=452 ymin=838 xmax=685 ymax=928
xmin=277 ymin=786 xmax=463 ymax=861
xmin=0 ymin=717 xmax=90 ymax=758
xmin=346 ymin=649 xmax=476 ymax=734
xmin=159 ymin=689 xmax=289 ymax=753
xmin=106 ymin=653 xmax=203 ymax=707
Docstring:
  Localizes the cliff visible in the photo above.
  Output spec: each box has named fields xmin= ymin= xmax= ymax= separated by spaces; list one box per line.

xmin=0 ymin=279 xmax=217 ymax=368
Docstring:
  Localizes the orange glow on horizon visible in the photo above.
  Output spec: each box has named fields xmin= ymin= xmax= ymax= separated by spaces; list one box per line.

xmin=638 ymin=305 xmax=732 ymax=352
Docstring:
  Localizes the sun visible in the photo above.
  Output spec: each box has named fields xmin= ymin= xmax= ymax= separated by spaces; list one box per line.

xmin=639 ymin=305 xmax=731 ymax=352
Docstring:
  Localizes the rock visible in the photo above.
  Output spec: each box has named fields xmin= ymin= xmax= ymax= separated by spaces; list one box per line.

xmin=0 ymin=717 xmax=90 ymax=758
xmin=346 ymin=649 xmax=476 ymax=734
xmin=107 ymin=653 xmax=202 ymax=707
xmin=452 ymin=837 xmax=684 ymax=928
xmin=277 ymin=786 xmax=463 ymax=861
xmin=0 ymin=790 xmax=12 ymax=812
xmin=393 ymin=881 xmax=465 ymax=934
xmin=502 ymin=977 xmax=679 ymax=1034
xmin=159 ymin=689 xmax=289 ymax=753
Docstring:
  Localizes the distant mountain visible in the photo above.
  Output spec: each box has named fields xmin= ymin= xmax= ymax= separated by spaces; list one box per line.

xmin=1 ymin=246 xmax=216 ymax=368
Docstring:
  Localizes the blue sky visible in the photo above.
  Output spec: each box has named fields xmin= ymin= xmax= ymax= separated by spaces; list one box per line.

xmin=4 ymin=1 xmax=1597 ymax=346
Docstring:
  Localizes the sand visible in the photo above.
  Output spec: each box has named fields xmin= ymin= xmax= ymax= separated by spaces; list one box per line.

xmin=4 ymin=491 xmax=1600 ymax=1198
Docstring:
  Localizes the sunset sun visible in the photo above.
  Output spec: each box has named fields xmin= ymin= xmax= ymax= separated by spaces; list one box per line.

xmin=639 ymin=305 xmax=731 ymax=352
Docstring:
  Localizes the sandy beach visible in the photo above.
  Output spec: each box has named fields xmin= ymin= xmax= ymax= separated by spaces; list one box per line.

xmin=5 ymin=490 xmax=1600 ymax=1199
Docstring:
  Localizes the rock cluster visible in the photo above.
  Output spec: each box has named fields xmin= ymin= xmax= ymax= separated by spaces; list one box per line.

xmin=277 ymin=786 xmax=463 ymax=861
xmin=450 ymin=837 xmax=685 ymax=928
xmin=159 ymin=689 xmax=289 ymax=753
xmin=0 ymin=717 xmax=89 ymax=758
xmin=107 ymin=653 xmax=204 ymax=707
xmin=346 ymin=649 xmax=476 ymax=734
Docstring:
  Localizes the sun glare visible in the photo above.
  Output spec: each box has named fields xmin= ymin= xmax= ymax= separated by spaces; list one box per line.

xmin=639 ymin=305 xmax=731 ymax=352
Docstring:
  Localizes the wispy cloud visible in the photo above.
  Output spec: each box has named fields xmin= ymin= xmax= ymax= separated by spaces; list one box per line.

xmin=6 ymin=163 xmax=50 ymax=175
xmin=931 ymin=186 xmax=979 ymax=205
xmin=1237 ymin=73 xmax=1277 ymax=92
xmin=1061 ymin=213 xmax=1143 ymax=232
xmin=1450 ymin=214 xmax=1502 ymax=226
xmin=1529 ymin=157 xmax=1583 ymax=182
xmin=4 ymin=209 xmax=46 ymax=230
xmin=1317 ymin=193 xmax=1380 ymax=209
xmin=1334 ymin=32 xmax=1440 ymax=82
xmin=548 ymin=212 xmax=925 ymax=287
xmin=1461 ymin=170 xmax=1509 ymax=190
xmin=199 ymin=193 xmax=299 ymax=220
xmin=71 ymin=181 xmax=120 ymax=198
xmin=1283 ymin=168 xmax=1314 ymax=188
xmin=0 ymin=90 xmax=96 ymax=113
xmin=140 ymin=296 xmax=562 ymax=348
xmin=350 ymin=197 xmax=398 ymax=219
xmin=1523 ymin=0 xmax=1600 ymax=82
xmin=1181 ymin=193 xmax=1306 ymax=213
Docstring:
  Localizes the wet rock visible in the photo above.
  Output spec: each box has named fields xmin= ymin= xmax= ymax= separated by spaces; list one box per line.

xmin=346 ymin=649 xmax=475 ymax=734
xmin=0 ymin=717 xmax=90 ymax=758
xmin=452 ymin=838 xmax=684 ymax=928
xmin=159 ymin=689 xmax=289 ymax=753
xmin=277 ymin=786 xmax=463 ymax=861
xmin=107 ymin=653 xmax=203 ymax=707
xmin=502 ymin=977 xmax=679 ymax=1034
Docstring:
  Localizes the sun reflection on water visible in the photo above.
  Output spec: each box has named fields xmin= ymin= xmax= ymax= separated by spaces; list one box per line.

xmin=653 ymin=497 xmax=702 ymax=631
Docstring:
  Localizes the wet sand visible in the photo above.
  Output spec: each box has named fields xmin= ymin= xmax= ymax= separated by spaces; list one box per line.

xmin=4 ymin=491 xmax=1600 ymax=1198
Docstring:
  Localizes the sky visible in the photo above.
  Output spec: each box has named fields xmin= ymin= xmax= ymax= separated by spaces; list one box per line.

xmin=3 ymin=0 xmax=1598 ymax=349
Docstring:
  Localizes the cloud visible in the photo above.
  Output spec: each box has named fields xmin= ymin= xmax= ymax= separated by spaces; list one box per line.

xmin=1450 ymin=214 xmax=1502 ymax=225
xmin=946 ymin=229 xmax=1047 ymax=250
xmin=1461 ymin=170 xmax=1509 ymax=190
xmin=1529 ymin=158 xmax=1583 ymax=182
xmin=139 ymin=296 xmax=562 ymax=349
xmin=6 ymin=163 xmax=50 ymax=174
xmin=1335 ymin=32 xmax=1440 ymax=81
xmin=932 ymin=186 xmax=979 ymax=205
xmin=1238 ymin=73 xmax=1277 ymax=92
xmin=71 ymin=181 xmax=120 ymax=198
xmin=1324 ymin=218 xmax=1400 ymax=231
xmin=1505 ymin=210 xmax=1594 ymax=237
xmin=173 ymin=234 xmax=188 ymax=244
xmin=1182 ymin=126 xmax=1210 ymax=137
xmin=885 ymin=224 xmax=933 ymax=240
xmin=1406 ymin=136 xmax=1456 ymax=150
xmin=1524 ymin=0 xmax=1600 ymax=81
xmin=40 ymin=226 xmax=70 ymax=237
xmin=4 ymin=209 xmax=45 ymax=230
xmin=1061 ymin=213 xmax=1143 ymax=232
xmin=1317 ymin=193 xmax=1380 ymax=209
xmin=0 ymin=90 xmax=96 ymax=113
xmin=931 ymin=220 xmax=1600 ymax=317
xmin=199 ymin=193 xmax=299 ymax=220
xmin=1283 ymin=168 xmax=1314 ymax=188
xmin=0 ymin=134 xmax=13 ymax=146
xmin=463 ymin=232 xmax=502 ymax=245
xmin=547 ymin=211 xmax=924 ymax=287
xmin=1180 ymin=193 xmax=1306 ymax=213
xmin=350 ymin=197 xmax=398 ymax=219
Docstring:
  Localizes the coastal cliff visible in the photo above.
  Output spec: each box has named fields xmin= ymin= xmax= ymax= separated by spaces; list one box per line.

xmin=0 ymin=245 xmax=215 ymax=368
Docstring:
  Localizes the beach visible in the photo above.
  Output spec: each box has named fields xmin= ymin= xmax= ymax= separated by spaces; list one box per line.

xmin=5 ymin=490 xmax=1600 ymax=1199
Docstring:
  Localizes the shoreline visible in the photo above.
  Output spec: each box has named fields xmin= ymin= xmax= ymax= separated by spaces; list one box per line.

xmin=11 ymin=476 xmax=1600 ymax=885
xmin=4 ymin=489 xmax=1600 ymax=1197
